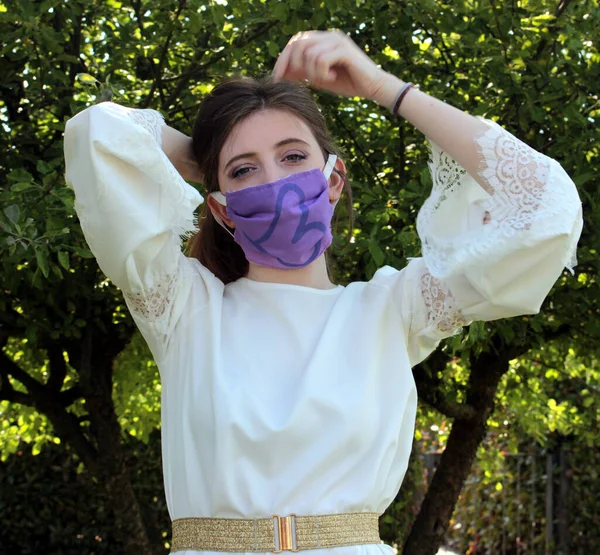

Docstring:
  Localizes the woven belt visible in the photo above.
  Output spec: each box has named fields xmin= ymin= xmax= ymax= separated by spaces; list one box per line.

xmin=170 ymin=512 xmax=383 ymax=553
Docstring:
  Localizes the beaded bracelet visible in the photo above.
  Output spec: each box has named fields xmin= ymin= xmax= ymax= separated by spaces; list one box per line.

xmin=392 ymin=82 xmax=415 ymax=115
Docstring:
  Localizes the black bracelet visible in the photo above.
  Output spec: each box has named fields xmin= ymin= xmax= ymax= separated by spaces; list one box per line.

xmin=392 ymin=82 xmax=415 ymax=116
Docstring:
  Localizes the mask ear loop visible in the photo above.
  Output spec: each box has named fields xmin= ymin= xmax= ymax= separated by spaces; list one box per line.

xmin=211 ymin=191 xmax=227 ymax=206
xmin=208 ymin=191 xmax=236 ymax=239
xmin=323 ymin=153 xmax=337 ymax=180
xmin=323 ymin=153 xmax=340 ymax=209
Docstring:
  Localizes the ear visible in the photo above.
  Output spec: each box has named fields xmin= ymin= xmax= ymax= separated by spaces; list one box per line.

xmin=328 ymin=158 xmax=346 ymax=204
xmin=207 ymin=194 xmax=236 ymax=229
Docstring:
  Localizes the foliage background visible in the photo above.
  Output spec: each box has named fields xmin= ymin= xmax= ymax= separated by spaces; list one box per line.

xmin=1 ymin=0 xmax=598 ymax=553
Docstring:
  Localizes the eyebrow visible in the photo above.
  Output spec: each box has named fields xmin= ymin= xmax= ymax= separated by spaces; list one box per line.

xmin=224 ymin=138 xmax=311 ymax=170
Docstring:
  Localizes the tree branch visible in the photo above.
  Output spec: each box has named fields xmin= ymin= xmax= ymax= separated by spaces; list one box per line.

xmin=143 ymin=0 xmax=188 ymax=108
xmin=0 ymin=387 xmax=35 ymax=406
xmin=131 ymin=0 xmax=147 ymax=38
xmin=0 ymin=357 xmax=35 ymax=406
xmin=425 ymin=394 xmax=478 ymax=421
xmin=46 ymin=344 xmax=68 ymax=391
xmin=533 ymin=0 xmax=574 ymax=61
xmin=160 ymin=30 xmax=212 ymax=112
xmin=60 ymin=385 xmax=84 ymax=407
xmin=412 ymin=349 xmax=478 ymax=420
xmin=161 ymin=20 xmax=278 ymax=112
xmin=0 ymin=349 xmax=46 ymax=395
xmin=0 ymin=349 xmax=98 ymax=470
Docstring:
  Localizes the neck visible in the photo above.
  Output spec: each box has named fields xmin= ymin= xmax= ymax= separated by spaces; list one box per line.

xmin=245 ymin=255 xmax=336 ymax=290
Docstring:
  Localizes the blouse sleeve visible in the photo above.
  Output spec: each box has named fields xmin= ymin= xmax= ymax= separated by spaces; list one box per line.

xmin=377 ymin=116 xmax=583 ymax=367
xmin=63 ymin=101 xmax=210 ymax=361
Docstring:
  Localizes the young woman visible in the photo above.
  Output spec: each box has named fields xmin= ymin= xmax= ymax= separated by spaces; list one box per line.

xmin=64 ymin=31 xmax=582 ymax=554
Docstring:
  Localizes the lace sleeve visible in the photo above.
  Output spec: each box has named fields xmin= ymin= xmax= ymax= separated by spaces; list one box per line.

xmin=399 ymin=117 xmax=583 ymax=362
xmin=419 ymin=270 xmax=470 ymax=336
xmin=382 ymin=117 xmax=583 ymax=367
xmin=64 ymin=102 xmax=207 ymax=360
xmin=417 ymin=117 xmax=581 ymax=282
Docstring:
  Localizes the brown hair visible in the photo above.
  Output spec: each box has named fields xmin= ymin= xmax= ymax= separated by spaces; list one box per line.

xmin=185 ymin=76 xmax=352 ymax=284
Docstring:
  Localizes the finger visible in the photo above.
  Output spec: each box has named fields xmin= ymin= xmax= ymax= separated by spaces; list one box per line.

xmin=296 ymin=35 xmax=335 ymax=82
xmin=273 ymin=33 xmax=306 ymax=81
xmin=303 ymin=43 xmax=331 ymax=84
xmin=288 ymin=38 xmax=311 ymax=80
xmin=272 ymin=33 xmax=303 ymax=81
xmin=305 ymin=45 xmax=345 ymax=85
xmin=311 ymin=43 xmax=342 ymax=84
xmin=272 ymin=45 xmax=292 ymax=81
xmin=303 ymin=44 xmax=323 ymax=83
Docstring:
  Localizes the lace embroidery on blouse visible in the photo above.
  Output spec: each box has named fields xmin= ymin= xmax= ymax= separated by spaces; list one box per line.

xmin=475 ymin=120 xmax=550 ymax=234
xmin=417 ymin=117 xmax=563 ymax=278
xmin=425 ymin=117 xmax=550 ymax=234
xmin=428 ymin=147 xmax=469 ymax=211
xmin=128 ymin=109 xmax=165 ymax=146
xmin=123 ymin=268 xmax=178 ymax=325
xmin=420 ymin=271 xmax=469 ymax=335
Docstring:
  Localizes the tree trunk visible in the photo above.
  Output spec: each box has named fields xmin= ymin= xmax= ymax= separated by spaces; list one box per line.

xmin=100 ymin=456 xmax=157 ymax=555
xmin=80 ymin=331 xmax=157 ymax=555
xmin=557 ymin=442 xmax=570 ymax=554
xmin=403 ymin=349 xmax=511 ymax=555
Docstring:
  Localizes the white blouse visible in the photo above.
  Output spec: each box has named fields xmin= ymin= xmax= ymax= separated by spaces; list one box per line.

xmin=63 ymin=102 xmax=582 ymax=555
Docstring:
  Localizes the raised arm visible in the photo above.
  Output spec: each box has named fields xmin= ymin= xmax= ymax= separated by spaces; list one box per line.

xmin=63 ymin=102 xmax=209 ymax=360
xmin=273 ymin=30 xmax=584 ymax=366
xmin=370 ymin=75 xmax=492 ymax=191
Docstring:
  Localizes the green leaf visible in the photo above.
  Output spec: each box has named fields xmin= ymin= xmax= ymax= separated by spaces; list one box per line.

xmin=7 ymin=168 xmax=33 ymax=183
xmin=267 ymin=40 xmax=280 ymax=58
xmin=583 ymin=396 xmax=594 ymax=408
xmin=4 ymin=205 xmax=20 ymax=224
xmin=51 ymin=262 xmax=63 ymax=279
xmin=273 ymin=3 xmax=288 ymax=22
xmin=573 ymin=172 xmax=595 ymax=187
xmin=36 ymin=160 xmax=52 ymax=175
xmin=57 ymin=251 xmax=70 ymax=271
xmin=35 ymin=248 xmax=50 ymax=278
xmin=10 ymin=182 xmax=37 ymax=193
xmin=76 ymin=73 xmax=100 ymax=86
xmin=72 ymin=246 xmax=95 ymax=259
xmin=368 ymin=242 xmax=385 ymax=266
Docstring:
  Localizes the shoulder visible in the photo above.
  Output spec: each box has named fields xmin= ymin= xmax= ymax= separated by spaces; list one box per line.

xmin=353 ymin=265 xmax=404 ymax=289
xmin=342 ymin=265 xmax=406 ymax=301
xmin=185 ymin=256 xmax=225 ymax=293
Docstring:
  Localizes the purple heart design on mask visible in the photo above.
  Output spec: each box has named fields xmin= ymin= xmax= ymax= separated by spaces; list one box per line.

xmin=224 ymin=167 xmax=335 ymax=269
xmin=244 ymin=182 xmax=329 ymax=267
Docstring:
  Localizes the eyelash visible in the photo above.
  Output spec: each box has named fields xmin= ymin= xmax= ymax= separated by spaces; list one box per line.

xmin=231 ymin=153 xmax=307 ymax=179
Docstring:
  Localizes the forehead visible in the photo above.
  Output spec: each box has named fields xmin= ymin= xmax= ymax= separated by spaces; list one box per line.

xmin=220 ymin=109 xmax=318 ymax=163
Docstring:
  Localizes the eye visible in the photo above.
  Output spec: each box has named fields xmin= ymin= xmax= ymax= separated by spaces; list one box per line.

xmin=231 ymin=166 xmax=254 ymax=179
xmin=284 ymin=152 xmax=307 ymax=163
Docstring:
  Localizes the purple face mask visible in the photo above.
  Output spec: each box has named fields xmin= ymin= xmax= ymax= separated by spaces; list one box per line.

xmin=211 ymin=154 xmax=337 ymax=269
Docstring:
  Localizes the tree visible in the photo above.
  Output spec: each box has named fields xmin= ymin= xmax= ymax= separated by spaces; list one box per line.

xmin=1 ymin=0 xmax=598 ymax=553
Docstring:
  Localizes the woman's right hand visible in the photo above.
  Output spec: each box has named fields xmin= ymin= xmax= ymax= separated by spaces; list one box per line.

xmin=162 ymin=125 xmax=204 ymax=183
xmin=272 ymin=30 xmax=394 ymax=107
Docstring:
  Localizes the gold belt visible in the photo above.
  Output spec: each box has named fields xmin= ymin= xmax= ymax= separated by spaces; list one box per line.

xmin=170 ymin=512 xmax=383 ymax=553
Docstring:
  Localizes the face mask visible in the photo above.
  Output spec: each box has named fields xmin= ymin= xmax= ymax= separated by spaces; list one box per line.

xmin=210 ymin=154 xmax=338 ymax=269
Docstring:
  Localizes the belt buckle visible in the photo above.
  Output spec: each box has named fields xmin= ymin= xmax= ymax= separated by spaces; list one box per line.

xmin=271 ymin=514 xmax=298 ymax=553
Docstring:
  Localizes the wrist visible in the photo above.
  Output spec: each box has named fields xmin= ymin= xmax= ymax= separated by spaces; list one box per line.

xmin=162 ymin=125 xmax=199 ymax=180
xmin=369 ymin=72 xmax=406 ymax=111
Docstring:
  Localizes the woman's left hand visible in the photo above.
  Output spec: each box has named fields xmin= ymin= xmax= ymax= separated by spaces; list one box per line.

xmin=272 ymin=30 xmax=397 ymax=106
